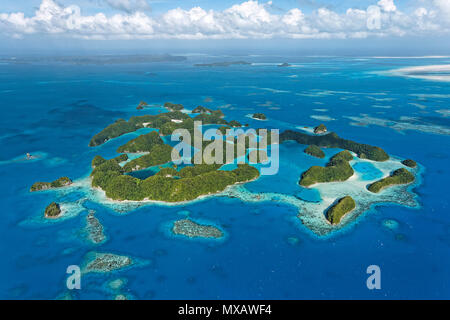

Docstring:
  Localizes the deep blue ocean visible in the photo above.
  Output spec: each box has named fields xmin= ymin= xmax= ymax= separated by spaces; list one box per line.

xmin=0 ymin=55 xmax=449 ymax=299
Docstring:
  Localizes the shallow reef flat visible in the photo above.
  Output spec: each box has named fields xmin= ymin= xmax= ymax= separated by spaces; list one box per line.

xmin=84 ymin=210 xmax=106 ymax=244
xmin=82 ymin=252 xmax=133 ymax=274
xmin=172 ymin=219 xmax=224 ymax=239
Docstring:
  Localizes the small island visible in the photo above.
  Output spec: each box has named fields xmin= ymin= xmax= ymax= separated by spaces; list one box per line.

xmin=194 ymin=61 xmax=251 ymax=67
xmin=164 ymin=102 xmax=184 ymax=111
xmin=192 ymin=106 xmax=212 ymax=114
xmin=278 ymin=62 xmax=291 ymax=67
xmin=326 ymin=196 xmax=356 ymax=225
xmin=136 ymin=101 xmax=148 ymax=110
xmin=30 ymin=177 xmax=72 ymax=192
xmin=252 ymin=113 xmax=267 ymax=120
xmin=304 ymin=145 xmax=325 ymax=158
xmin=314 ymin=124 xmax=327 ymax=134
xmin=172 ymin=219 xmax=223 ymax=239
xmin=402 ymin=159 xmax=417 ymax=168
xmin=45 ymin=202 xmax=62 ymax=218
xmin=367 ymin=168 xmax=415 ymax=193
xmin=299 ymin=150 xmax=354 ymax=187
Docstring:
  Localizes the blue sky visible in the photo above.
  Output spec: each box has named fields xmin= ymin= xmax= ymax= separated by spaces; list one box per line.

xmin=1 ymin=0 xmax=449 ymax=55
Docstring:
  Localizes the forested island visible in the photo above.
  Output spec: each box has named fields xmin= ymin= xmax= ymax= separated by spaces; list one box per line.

xmin=367 ymin=168 xmax=415 ymax=193
xmin=30 ymin=177 xmax=72 ymax=192
xmin=252 ymin=113 xmax=267 ymax=120
xmin=304 ymin=145 xmax=325 ymax=158
xmin=314 ymin=124 xmax=327 ymax=134
xmin=299 ymin=150 xmax=354 ymax=187
xmin=280 ymin=130 xmax=389 ymax=161
xmin=402 ymin=159 xmax=417 ymax=168
xmin=326 ymin=196 xmax=356 ymax=225
xmin=45 ymin=202 xmax=61 ymax=218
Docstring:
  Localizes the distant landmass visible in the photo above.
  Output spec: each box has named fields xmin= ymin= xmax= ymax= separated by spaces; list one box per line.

xmin=0 ymin=54 xmax=187 ymax=65
xmin=194 ymin=61 xmax=251 ymax=67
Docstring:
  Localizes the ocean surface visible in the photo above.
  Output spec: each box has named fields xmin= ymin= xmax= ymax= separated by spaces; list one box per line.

xmin=0 ymin=55 xmax=449 ymax=299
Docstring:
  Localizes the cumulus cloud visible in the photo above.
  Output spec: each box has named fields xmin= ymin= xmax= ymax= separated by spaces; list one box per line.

xmin=0 ymin=0 xmax=448 ymax=40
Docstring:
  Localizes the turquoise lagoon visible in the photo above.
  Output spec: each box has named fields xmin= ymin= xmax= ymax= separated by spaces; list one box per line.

xmin=0 ymin=55 xmax=449 ymax=299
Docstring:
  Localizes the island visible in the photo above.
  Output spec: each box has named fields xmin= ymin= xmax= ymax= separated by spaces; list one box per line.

xmin=304 ymin=145 xmax=325 ymax=158
xmin=367 ymin=168 xmax=415 ymax=193
xmin=194 ymin=61 xmax=251 ymax=67
xmin=299 ymin=150 xmax=354 ymax=187
xmin=30 ymin=177 xmax=72 ymax=192
xmin=164 ymin=102 xmax=184 ymax=111
xmin=252 ymin=113 xmax=267 ymax=120
xmin=192 ymin=106 xmax=212 ymax=114
xmin=45 ymin=202 xmax=61 ymax=218
xmin=278 ymin=62 xmax=291 ymax=67
xmin=314 ymin=124 xmax=327 ymax=134
xmin=326 ymin=196 xmax=356 ymax=225
xmin=136 ymin=101 xmax=148 ymax=110
xmin=402 ymin=159 xmax=417 ymax=168
xmin=172 ymin=219 xmax=223 ymax=239
xmin=280 ymin=130 xmax=389 ymax=161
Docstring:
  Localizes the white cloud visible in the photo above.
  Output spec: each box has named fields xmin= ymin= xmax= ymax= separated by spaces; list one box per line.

xmin=377 ymin=0 xmax=396 ymax=12
xmin=0 ymin=0 xmax=449 ymax=40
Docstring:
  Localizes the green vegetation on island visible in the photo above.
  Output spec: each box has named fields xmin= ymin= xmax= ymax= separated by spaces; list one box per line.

xmin=299 ymin=150 xmax=354 ymax=187
xmin=304 ymin=145 xmax=325 ymax=158
xmin=117 ymin=131 xmax=163 ymax=153
xmin=136 ymin=101 xmax=148 ymax=110
xmin=252 ymin=113 xmax=267 ymax=120
xmin=45 ymin=202 xmax=62 ymax=218
xmin=314 ymin=124 xmax=327 ymax=134
xmin=280 ymin=130 xmax=389 ymax=161
xmin=228 ymin=120 xmax=242 ymax=127
xmin=172 ymin=219 xmax=224 ymax=239
xmin=367 ymin=168 xmax=415 ymax=193
xmin=164 ymin=102 xmax=184 ymax=111
xmin=326 ymin=196 xmax=356 ymax=225
xmin=31 ymin=177 xmax=72 ymax=192
xmin=192 ymin=106 xmax=212 ymax=114
xmin=402 ymin=159 xmax=417 ymax=168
